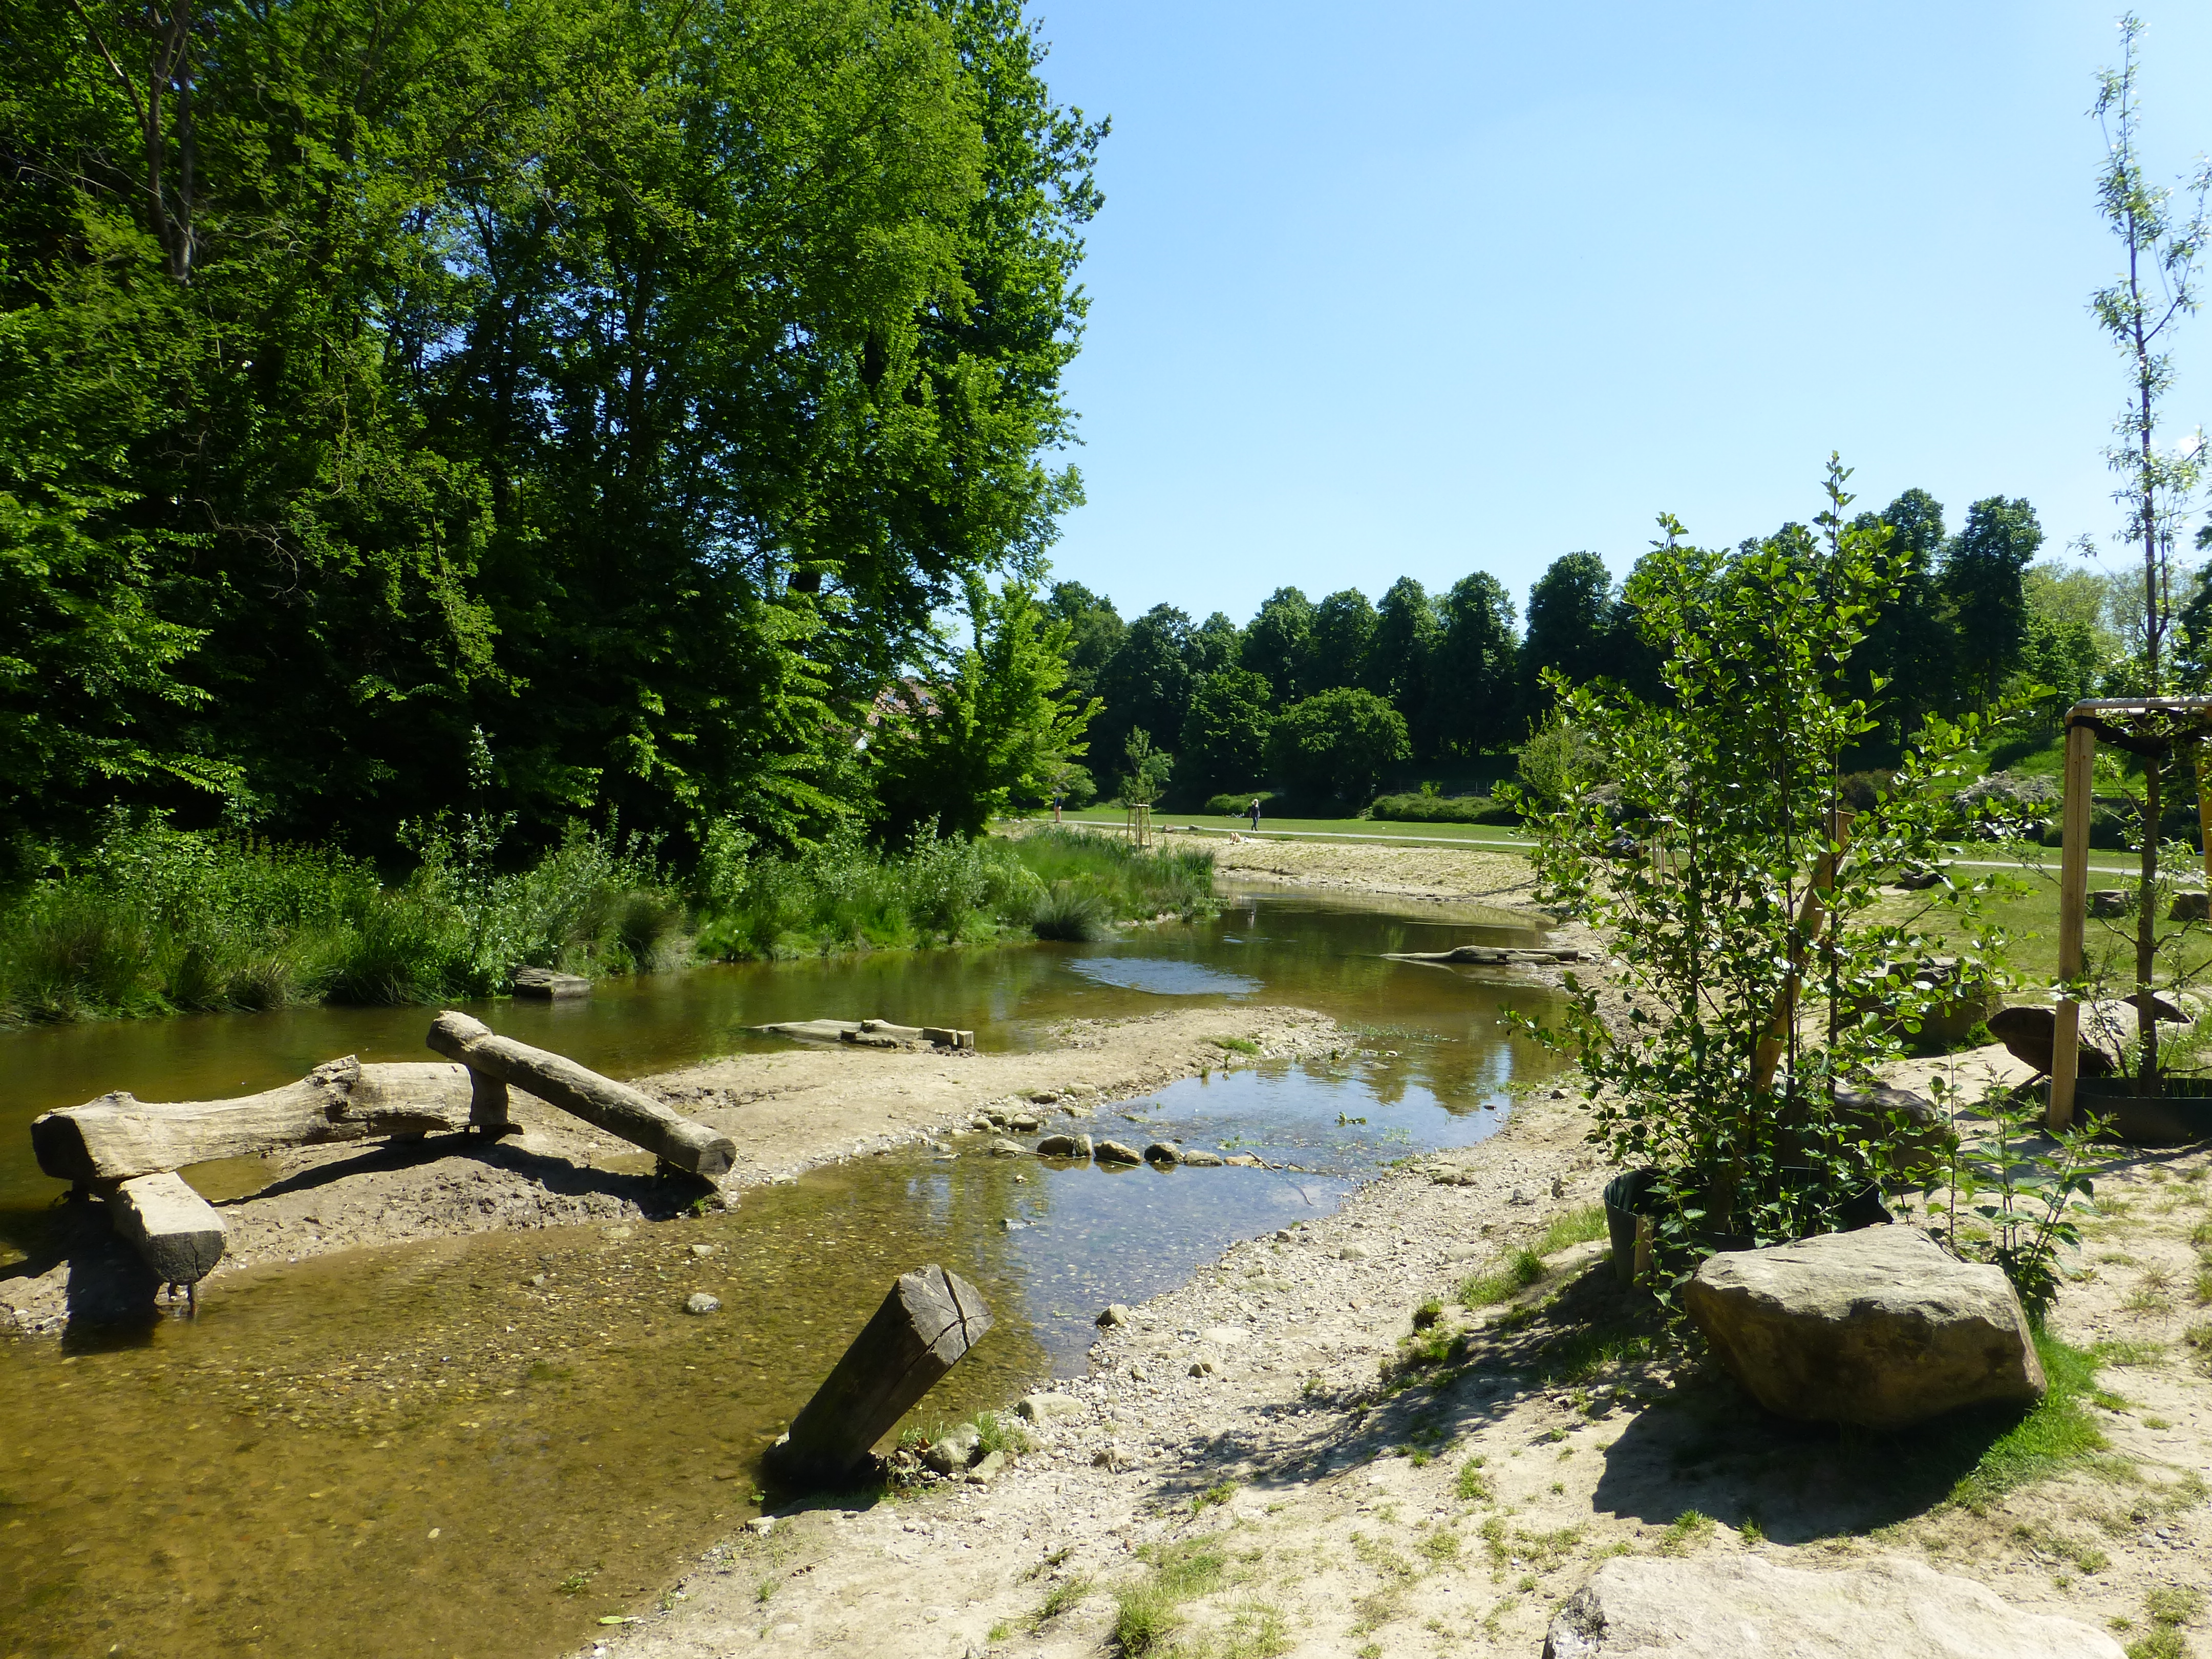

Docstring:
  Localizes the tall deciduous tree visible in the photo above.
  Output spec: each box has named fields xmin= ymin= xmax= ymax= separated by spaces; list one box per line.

xmin=2087 ymin=11 xmax=2209 ymax=1083
xmin=1939 ymin=497 xmax=2043 ymax=714
xmin=1431 ymin=571 xmax=1519 ymax=756
xmin=1268 ymin=687 xmax=1408 ymax=806
xmin=1094 ymin=604 xmax=1195 ymax=762
xmin=1241 ymin=586 xmax=1313 ymax=706
xmin=1853 ymin=488 xmax=1953 ymax=751
xmin=1370 ymin=576 xmax=1440 ymax=753
xmin=1521 ymin=551 xmax=1614 ymax=719
xmin=1305 ymin=588 xmax=1378 ymax=694
xmin=1178 ymin=666 xmax=1272 ymax=795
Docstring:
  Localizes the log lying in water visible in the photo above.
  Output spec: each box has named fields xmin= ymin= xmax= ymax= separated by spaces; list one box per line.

xmin=31 ymin=1057 xmax=479 ymax=1186
xmin=767 ymin=1264 xmax=993 ymax=1489
xmin=759 ymin=1017 xmax=974 ymax=1049
xmin=427 ymin=1011 xmax=735 ymax=1177
xmin=1382 ymin=945 xmax=1586 ymax=966
xmin=512 ymin=965 xmax=591 ymax=999
xmin=108 ymin=1172 xmax=226 ymax=1289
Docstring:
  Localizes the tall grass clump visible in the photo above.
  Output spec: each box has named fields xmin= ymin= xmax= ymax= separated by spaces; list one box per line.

xmin=0 ymin=814 xmax=682 ymax=1026
xmin=691 ymin=824 xmax=1216 ymax=960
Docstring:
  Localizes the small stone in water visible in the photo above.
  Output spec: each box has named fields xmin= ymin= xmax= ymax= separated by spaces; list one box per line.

xmin=690 ymin=1243 xmax=717 ymax=1258
xmin=684 ymin=1292 xmax=720 ymax=1315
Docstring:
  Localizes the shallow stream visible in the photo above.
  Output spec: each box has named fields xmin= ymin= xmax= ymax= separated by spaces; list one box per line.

xmin=0 ymin=886 xmax=1561 ymax=1659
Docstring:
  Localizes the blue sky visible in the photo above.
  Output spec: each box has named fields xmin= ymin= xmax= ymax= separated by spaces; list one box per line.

xmin=1031 ymin=2 xmax=2212 ymax=627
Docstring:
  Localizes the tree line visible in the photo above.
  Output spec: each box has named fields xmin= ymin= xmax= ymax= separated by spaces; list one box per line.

xmin=1051 ymin=486 xmax=2116 ymax=810
xmin=2 ymin=0 xmax=1101 ymax=873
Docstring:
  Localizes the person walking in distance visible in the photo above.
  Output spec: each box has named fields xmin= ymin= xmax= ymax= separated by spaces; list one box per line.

xmin=1247 ymin=797 xmax=1261 ymax=832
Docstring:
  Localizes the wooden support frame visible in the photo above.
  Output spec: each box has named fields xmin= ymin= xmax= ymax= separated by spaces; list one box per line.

xmin=2050 ymin=696 xmax=2212 ymax=1130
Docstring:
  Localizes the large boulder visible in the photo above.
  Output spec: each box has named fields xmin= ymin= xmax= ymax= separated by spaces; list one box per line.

xmin=1544 ymin=1554 xmax=2122 ymax=1658
xmin=1682 ymin=1226 xmax=2043 ymax=1429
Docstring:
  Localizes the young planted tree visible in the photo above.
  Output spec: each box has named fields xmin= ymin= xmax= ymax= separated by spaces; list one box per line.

xmin=1514 ymin=462 xmax=1993 ymax=1261
xmin=2087 ymin=13 xmax=2210 ymax=1085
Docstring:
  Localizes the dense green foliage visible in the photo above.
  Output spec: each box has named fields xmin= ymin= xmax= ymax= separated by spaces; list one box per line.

xmin=691 ymin=826 xmax=1213 ymax=959
xmin=0 ymin=819 xmax=1214 ymax=1024
xmin=1367 ymin=790 xmax=1513 ymax=824
xmin=0 ymin=816 xmax=680 ymax=1024
xmin=2 ymin=0 xmax=1101 ymax=863
xmin=1266 ymin=687 xmax=1409 ymax=807
xmin=1517 ymin=462 xmax=1997 ymax=1259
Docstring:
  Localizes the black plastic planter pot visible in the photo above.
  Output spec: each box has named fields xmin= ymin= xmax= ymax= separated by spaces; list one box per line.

xmin=1603 ymin=1166 xmax=1890 ymax=1285
xmin=2073 ymin=1078 xmax=2212 ymax=1146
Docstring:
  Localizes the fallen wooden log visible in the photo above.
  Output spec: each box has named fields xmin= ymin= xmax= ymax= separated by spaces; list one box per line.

xmin=32 ymin=1058 xmax=479 ymax=1186
xmin=108 ymin=1172 xmax=225 ymax=1291
xmin=1382 ymin=946 xmax=1585 ymax=966
xmin=761 ymin=1017 xmax=973 ymax=1049
xmin=512 ymin=965 xmax=592 ymax=999
xmin=766 ymin=1264 xmax=992 ymax=1488
xmin=428 ymin=1011 xmax=735 ymax=1177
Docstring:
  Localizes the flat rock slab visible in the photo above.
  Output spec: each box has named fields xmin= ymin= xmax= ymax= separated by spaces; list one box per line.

xmin=1543 ymin=1554 xmax=2122 ymax=1658
xmin=1683 ymin=1226 xmax=2044 ymax=1429
xmin=1093 ymin=1139 xmax=1143 ymax=1165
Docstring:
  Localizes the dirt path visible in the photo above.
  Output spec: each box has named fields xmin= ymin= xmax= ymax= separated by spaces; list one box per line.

xmin=1189 ymin=829 xmax=1540 ymax=908
xmin=583 ymin=1055 xmax=2212 ymax=1659
xmin=0 ymin=1007 xmax=1337 ymax=1336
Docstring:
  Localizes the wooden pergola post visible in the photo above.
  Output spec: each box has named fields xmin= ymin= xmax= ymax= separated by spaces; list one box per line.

xmin=2049 ymin=717 xmax=2096 ymax=1130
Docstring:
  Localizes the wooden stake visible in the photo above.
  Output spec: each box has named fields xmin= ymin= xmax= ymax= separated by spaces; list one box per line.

xmin=767 ymin=1265 xmax=993 ymax=1489
xmin=2051 ymin=719 xmax=2097 ymax=1130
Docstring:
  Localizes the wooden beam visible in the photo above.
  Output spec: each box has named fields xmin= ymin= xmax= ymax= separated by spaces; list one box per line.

xmin=31 ymin=1058 xmax=477 ymax=1186
xmin=2051 ymin=719 xmax=2097 ymax=1130
xmin=108 ymin=1172 xmax=224 ymax=1288
xmin=766 ymin=1265 xmax=993 ymax=1489
xmin=427 ymin=1011 xmax=734 ymax=1176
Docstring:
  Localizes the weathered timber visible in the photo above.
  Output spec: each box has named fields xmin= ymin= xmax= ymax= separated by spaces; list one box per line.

xmin=31 ymin=1057 xmax=477 ymax=1186
xmin=767 ymin=1264 xmax=992 ymax=1488
xmin=512 ymin=965 xmax=591 ymax=999
xmin=427 ymin=1011 xmax=734 ymax=1177
xmin=1382 ymin=946 xmax=1584 ymax=966
xmin=108 ymin=1172 xmax=225 ymax=1287
xmin=761 ymin=1016 xmax=972 ymax=1048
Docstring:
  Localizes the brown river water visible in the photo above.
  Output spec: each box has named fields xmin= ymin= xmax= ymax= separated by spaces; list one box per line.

xmin=0 ymin=887 xmax=1562 ymax=1659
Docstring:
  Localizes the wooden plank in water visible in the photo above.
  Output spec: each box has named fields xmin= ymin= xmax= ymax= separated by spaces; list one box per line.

xmin=108 ymin=1172 xmax=225 ymax=1287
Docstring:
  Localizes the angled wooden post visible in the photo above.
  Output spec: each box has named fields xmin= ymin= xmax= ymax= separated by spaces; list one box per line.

xmin=2050 ymin=716 xmax=2097 ymax=1130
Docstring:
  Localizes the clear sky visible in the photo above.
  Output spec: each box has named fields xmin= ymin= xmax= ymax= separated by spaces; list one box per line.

xmin=1031 ymin=2 xmax=2212 ymax=628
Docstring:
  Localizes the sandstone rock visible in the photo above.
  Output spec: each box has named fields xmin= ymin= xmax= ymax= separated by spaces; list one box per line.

xmin=1016 ymin=1392 xmax=1085 ymax=1422
xmin=1223 ymin=1153 xmax=1266 ymax=1168
xmin=1542 ymin=1553 xmax=2121 ymax=1658
xmin=1683 ymin=1226 xmax=2044 ymax=1429
xmin=1199 ymin=1325 xmax=1248 ymax=1346
xmin=1093 ymin=1139 xmax=1143 ymax=1165
xmin=2173 ymin=891 xmax=2211 ymax=922
xmin=1986 ymin=1003 xmax=2113 ymax=1078
xmin=987 ymin=1138 xmax=1027 ymax=1158
xmin=965 ymin=1450 xmax=1006 ymax=1484
xmin=1337 ymin=1243 xmax=1371 ymax=1261
xmin=1142 ymin=1142 xmax=1181 ymax=1165
xmin=1007 ymin=1111 xmax=1044 ymax=1132
xmin=512 ymin=965 xmax=591 ymax=998
xmin=1035 ymin=1133 xmax=1092 ymax=1159
xmin=2087 ymin=887 xmax=2132 ymax=918
xmin=683 ymin=1292 xmax=720 ymax=1315
xmin=1097 ymin=1303 xmax=1133 ymax=1327
xmin=1179 ymin=1148 xmax=1225 ymax=1167
xmin=689 ymin=1243 xmax=717 ymax=1258
xmin=922 ymin=1422 xmax=981 ymax=1475
xmin=1189 ymin=1358 xmax=1218 ymax=1377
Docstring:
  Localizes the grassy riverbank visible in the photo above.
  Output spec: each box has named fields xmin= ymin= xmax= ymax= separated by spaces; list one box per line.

xmin=0 ymin=823 xmax=1217 ymax=1027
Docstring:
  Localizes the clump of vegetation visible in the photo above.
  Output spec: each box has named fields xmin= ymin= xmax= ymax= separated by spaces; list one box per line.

xmin=1513 ymin=460 xmax=2001 ymax=1274
xmin=690 ymin=825 xmax=1214 ymax=961
xmin=1657 ymin=1511 xmax=1716 ymax=1555
xmin=1112 ymin=1536 xmax=1226 ymax=1656
xmin=0 ymin=809 xmax=677 ymax=1025
xmin=1459 ymin=1249 xmax=1544 ymax=1308
xmin=1368 ymin=790 xmax=1515 ymax=824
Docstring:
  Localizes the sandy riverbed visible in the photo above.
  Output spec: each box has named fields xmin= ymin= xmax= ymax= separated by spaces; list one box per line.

xmin=0 ymin=1007 xmax=1341 ymax=1335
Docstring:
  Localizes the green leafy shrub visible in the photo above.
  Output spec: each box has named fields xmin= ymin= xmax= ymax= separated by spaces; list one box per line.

xmin=1203 ymin=790 xmax=1274 ymax=817
xmin=1267 ymin=688 xmax=1409 ymax=806
xmin=1368 ymin=792 xmax=1516 ymax=824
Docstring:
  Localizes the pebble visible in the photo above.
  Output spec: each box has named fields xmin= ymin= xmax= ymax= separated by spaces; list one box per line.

xmin=689 ymin=1243 xmax=717 ymax=1258
xmin=1097 ymin=1304 xmax=1133 ymax=1327
xmin=1180 ymin=1149 xmax=1225 ymax=1167
xmin=747 ymin=1517 xmax=777 ymax=1535
xmin=988 ymin=1138 xmax=1027 ymax=1158
xmin=1142 ymin=1142 xmax=1182 ymax=1165
xmin=1189 ymin=1358 xmax=1218 ymax=1377
xmin=1094 ymin=1139 xmax=1143 ymax=1165
xmin=1338 ymin=1243 xmax=1371 ymax=1261
xmin=684 ymin=1292 xmax=720 ymax=1315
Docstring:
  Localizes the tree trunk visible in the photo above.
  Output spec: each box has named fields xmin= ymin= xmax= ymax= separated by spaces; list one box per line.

xmin=32 ymin=1058 xmax=476 ymax=1185
xmin=426 ymin=1011 xmax=735 ymax=1176
xmin=108 ymin=1172 xmax=225 ymax=1287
